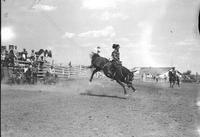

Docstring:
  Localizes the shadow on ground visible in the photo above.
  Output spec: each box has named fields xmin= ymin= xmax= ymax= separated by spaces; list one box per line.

xmin=80 ymin=91 xmax=127 ymax=99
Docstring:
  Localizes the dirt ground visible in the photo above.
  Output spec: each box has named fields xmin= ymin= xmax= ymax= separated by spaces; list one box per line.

xmin=1 ymin=78 xmax=200 ymax=137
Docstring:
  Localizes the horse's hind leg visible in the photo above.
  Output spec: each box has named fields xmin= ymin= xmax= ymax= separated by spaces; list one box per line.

xmin=116 ymin=80 xmax=127 ymax=95
xmin=170 ymin=81 xmax=172 ymax=88
xmin=89 ymin=68 xmax=99 ymax=82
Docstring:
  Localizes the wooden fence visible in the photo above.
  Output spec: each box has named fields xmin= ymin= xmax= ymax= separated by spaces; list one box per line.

xmin=37 ymin=62 xmax=92 ymax=80
xmin=1 ymin=60 xmax=104 ymax=83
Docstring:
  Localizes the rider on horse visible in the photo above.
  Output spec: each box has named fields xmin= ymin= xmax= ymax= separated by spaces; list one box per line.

xmin=171 ymin=67 xmax=176 ymax=77
xmin=108 ymin=44 xmax=123 ymax=79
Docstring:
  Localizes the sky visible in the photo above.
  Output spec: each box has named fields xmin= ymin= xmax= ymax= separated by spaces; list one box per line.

xmin=1 ymin=0 xmax=200 ymax=73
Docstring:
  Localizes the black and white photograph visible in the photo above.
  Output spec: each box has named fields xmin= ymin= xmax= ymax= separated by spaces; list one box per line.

xmin=1 ymin=0 xmax=200 ymax=136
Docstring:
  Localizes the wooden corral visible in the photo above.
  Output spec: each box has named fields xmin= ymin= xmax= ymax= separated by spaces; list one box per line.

xmin=1 ymin=60 xmax=93 ymax=84
xmin=37 ymin=62 xmax=91 ymax=80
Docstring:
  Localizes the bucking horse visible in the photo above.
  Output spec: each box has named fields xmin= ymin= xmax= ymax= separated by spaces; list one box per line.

xmin=89 ymin=52 xmax=136 ymax=95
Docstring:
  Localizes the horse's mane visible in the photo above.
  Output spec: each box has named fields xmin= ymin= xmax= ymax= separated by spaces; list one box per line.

xmin=90 ymin=52 xmax=100 ymax=60
xmin=122 ymin=66 xmax=131 ymax=73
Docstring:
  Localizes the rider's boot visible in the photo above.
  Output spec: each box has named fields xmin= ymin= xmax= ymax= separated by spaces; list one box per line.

xmin=107 ymin=70 xmax=114 ymax=80
xmin=110 ymin=72 xmax=115 ymax=81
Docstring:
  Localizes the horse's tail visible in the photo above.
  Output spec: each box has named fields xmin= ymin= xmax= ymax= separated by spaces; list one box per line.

xmin=87 ymin=65 xmax=94 ymax=68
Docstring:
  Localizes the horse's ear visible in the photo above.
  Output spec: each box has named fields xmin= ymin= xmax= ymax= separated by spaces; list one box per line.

xmin=132 ymin=70 xmax=137 ymax=74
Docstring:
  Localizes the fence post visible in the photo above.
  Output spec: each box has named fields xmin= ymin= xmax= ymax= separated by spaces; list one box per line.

xmin=68 ymin=66 xmax=71 ymax=78
xmin=79 ymin=65 xmax=82 ymax=77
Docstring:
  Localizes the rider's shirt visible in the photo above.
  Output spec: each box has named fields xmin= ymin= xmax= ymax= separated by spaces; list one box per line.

xmin=168 ymin=70 xmax=176 ymax=78
xmin=112 ymin=49 xmax=120 ymax=62
xmin=172 ymin=70 xmax=176 ymax=76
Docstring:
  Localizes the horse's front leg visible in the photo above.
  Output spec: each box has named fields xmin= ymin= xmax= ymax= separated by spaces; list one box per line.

xmin=170 ymin=81 xmax=172 ymax=88
xmin=127 ymin=83 xmax=136 ymax=92
xmin=172 ymin=81 xmax=175 ymax=88
xmin=89 ymin=68 xmax=99 ymax=82
xmin=116 ymin=80 xmax=127 ymax=95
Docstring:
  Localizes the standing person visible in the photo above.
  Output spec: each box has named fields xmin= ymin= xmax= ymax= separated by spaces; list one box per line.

xmin=108 ymin=44 xmax=122 ymax=79
xmin=176 ymin=74 xmax=180 ymax=87
xmin=168 ymin=67 xmax=176 ymax=88
xmin=155 ymin=74 xmax=159 ymax=83
xmin=96 ymin=46 xmax=101 ymax=55
xmin=1 ymin=46 xmax=6 ymax=64
xmin=4 ymin=50 xmax=9 ymax=67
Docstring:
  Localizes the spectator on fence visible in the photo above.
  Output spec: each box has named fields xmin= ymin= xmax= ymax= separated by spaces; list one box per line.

xmin=25 ymin=65 xmax=32 ymax=84
xmin=32 ymin=64 xmax=38 ymax=84
xmin=8 ymin=49 xmax=16 ymax=67
xmin=13 ymin=46 xmax=18 ymax=60
xmin=44 ymin=49 xmax=48 ymax=61
xmin=38 ymin=56 xmax=44 ymax=69
xmin=1 ymin=46 xmax=6 ymax=60
xmin=22 ymin=48 xmax=28 ymax=61
xmin=24 ymin=66 xmax=28 ymax=73
xmin=30 ymin=50 xmax=36 ymax=61
xmin=4 ymin=50 xmax=9 ymax=67
xmin=17 ymin=51 xmax=22 ymax=61
xmin=68 ymin=61 xmax=72 ymax=68
xmin=48 ymin=50 xmax=52 ymax=58
xmin=1 ymin=49 xmax=6 ymax=65
xmin=49 ymin=66 xmax=55 ymax=76
xmin=38 ymin=53 xmax=44 ymax=62
xmin=35 ymin=52 xmax=40 ymax=61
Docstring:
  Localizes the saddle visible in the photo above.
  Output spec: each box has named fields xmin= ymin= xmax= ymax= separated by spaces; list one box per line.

xmin=103 ymin=61 xmax=123 ymax=79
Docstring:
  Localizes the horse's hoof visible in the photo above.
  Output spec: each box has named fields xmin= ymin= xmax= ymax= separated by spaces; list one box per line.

xmin=125 ymin=94 xmax=129 ymax=97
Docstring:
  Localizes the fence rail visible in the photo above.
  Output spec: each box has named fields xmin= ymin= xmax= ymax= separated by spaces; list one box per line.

xmin=38 ymin=63 xmax=91 ymax=79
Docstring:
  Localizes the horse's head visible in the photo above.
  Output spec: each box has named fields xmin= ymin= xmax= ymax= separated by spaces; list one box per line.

xmin=90 ymin=52 xmax=100 ymax=62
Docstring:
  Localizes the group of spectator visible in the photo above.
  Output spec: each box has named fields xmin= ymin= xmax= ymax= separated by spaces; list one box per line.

xmin=1 ymin=45 xmax=52 ymax=67
xmin=1 ymin=44 xmax=53 ymax=84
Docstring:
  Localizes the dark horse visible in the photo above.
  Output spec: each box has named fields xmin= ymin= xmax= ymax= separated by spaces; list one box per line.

xmin=168 ymin=71 xmax=180 ymax=88
xmin=89 ymin=52 xmax=136 ymax=95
